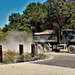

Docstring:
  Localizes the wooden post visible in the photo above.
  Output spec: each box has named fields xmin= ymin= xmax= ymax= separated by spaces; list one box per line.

xmin=35 ymin=44 xmax=38 ymax=56
xmin=31 ymin=44 xmax=35 ymax=57
xmin=31 ymin=44 xmax=38 ymax=57
xmin=0 ymin=45 xmax=2 ymax=63
xmin=19 ymin=44 xmax=23 ymax=55
xmin=19 ymin=44 xmax=24 ymax=62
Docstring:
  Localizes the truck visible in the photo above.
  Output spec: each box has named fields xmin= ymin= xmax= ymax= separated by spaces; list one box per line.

xmin=32 ymin=29 xmax=75 ymax=53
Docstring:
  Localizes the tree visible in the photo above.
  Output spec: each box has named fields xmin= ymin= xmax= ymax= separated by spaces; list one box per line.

xmin=0 ymin=29 xmax=6 ymax=42
xmin=2 ymin=0 xmax=75 ymax=33
xmin=23 ymin=2 xmax=47 ymax=32
xmin=44 ymin=0 xmax=75 ymax=30
xmin=9 ymin=13 xmax=21 ymax=30
xmin=3 ymin=12 xmax=32 ymax=32
xmin=3 ymin=24 xmax=10 ymax=32
xmin=9 ymin=13 xmax=21 ymax=24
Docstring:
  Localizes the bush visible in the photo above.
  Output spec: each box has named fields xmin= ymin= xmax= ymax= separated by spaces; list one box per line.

xmin=3 ymin=50 xmax=19 ymax=64
xmin=3 ymin=51 xmax=47 ymax=63
xmin=24 ymin=52 xmax=31 ymax=60
xmin=38 ymin=53 xmax=47 ymax=59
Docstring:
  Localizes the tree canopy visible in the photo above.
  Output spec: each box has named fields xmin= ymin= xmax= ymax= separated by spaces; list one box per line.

xmin=2 ymin=0 xmax=75 ymax=32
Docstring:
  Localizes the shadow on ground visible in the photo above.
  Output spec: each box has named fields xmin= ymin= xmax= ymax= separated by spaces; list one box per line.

xmin=32 ymin=55 xmax=75 ymax=69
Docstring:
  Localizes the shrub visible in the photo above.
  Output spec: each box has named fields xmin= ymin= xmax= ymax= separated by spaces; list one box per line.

xmin=3 ymin=50 xmax=19 ymax=64
xmin=3 ymin=51 xmax=47 ymax=63
xmin=24 ymin=52 xmax=31 ymax=60
xmin=38 ymin=53 xmax=47 ymax=59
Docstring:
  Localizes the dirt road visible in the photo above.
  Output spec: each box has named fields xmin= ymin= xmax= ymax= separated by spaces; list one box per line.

xmin=0 ymin=57 xmax=75 ymax=75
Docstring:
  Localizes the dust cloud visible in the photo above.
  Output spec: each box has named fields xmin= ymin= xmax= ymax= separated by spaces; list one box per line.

xmin=1 ymin=31 xmax=32 ymax=52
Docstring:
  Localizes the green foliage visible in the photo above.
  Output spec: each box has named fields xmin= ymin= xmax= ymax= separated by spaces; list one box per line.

xmin=22 ymin=2 xmax=46 ymax=32
xmin=2 ymin=0 xmax=75 ymax=32
xmin=44 ymin=0 xmax=75 ymax=29
xmin=0 ymin=29 xmax=7 ymax=42
xmin=16 ymin=24 xmax=33 ymax=32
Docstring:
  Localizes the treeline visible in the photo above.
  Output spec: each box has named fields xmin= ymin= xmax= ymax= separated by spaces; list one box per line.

xmin=2 ymin=0 xmax=75 ymax=33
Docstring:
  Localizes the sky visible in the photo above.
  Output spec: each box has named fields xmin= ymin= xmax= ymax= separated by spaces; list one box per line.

xmin=0 ymin=0 xmax=46 ymax=28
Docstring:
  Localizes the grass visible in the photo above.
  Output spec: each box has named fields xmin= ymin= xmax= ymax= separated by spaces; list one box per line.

xmin=3 ymin=50 xmax=19 ymax=64
xmin=2 ymin=50 xmax=47 ymax=64
xmin=38 ymin=53 xmax=47 ymax=59
xmin=24 ymin=52 xmax=31 ymax=60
